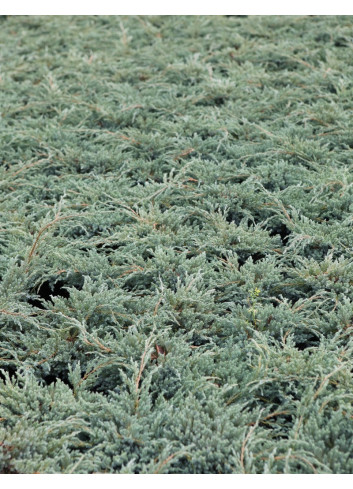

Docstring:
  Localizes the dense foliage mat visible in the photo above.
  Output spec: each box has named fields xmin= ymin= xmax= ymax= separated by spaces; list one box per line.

xmin=1 ymin=15 xmax=353 ymax=474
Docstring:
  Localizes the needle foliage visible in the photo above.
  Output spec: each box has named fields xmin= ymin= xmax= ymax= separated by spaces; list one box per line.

xmin=1 ymin=15 xmax=353 ymax=473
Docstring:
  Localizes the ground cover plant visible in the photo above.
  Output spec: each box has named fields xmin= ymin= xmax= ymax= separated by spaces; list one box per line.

xmin=1 ymin=15 xmax=353 ymax=474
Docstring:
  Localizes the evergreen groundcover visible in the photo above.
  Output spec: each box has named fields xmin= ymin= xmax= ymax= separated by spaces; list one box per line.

xmin=1 ymin=15 xmax=353 ymax=474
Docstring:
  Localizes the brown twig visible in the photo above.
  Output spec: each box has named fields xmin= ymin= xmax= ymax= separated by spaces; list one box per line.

xmin=173 ymin=147 xmax=195 ymax=161
xmin=240 ymin=422 xmax=258 ymax=473
xmin=76 ymin=360 xmax=115 ymax=389
xmin=154 ymin=452 xmax=179 ymax=474
xmin=0 ymin=309 xmax=36 ymax=318
xmin=26 ymin=213 xmax=83 ymax=265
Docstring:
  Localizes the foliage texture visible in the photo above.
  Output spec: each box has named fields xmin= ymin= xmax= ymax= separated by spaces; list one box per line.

xmin=1 ymin=15 xmax=353 ymax=473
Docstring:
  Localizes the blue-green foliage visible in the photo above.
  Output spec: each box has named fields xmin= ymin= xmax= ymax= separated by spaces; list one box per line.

xmin=1 ymin=15 xmax=353 ymax=473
